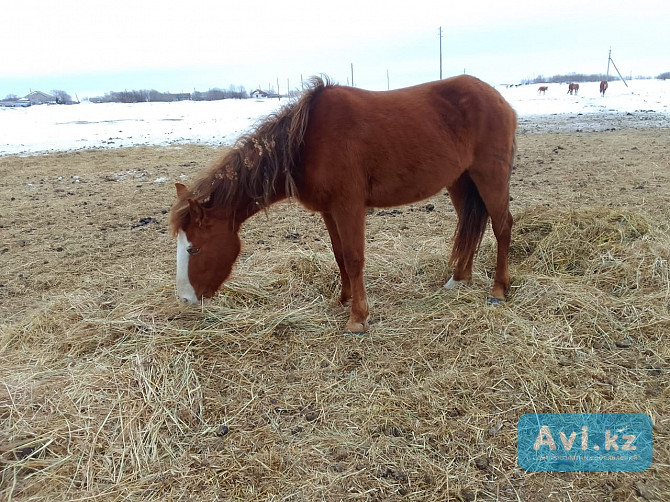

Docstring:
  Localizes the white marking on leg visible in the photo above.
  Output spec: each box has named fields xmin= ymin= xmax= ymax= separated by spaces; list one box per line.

xmin=444 ymin=276 xmax=465 ymax=290
xmin=176 ymin=230 xmax=199 ymax=304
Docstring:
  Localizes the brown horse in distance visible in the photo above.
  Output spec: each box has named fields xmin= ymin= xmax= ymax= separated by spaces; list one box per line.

xmin=600 ymin=80 xmax=609 ymax=96
xmin=538 ymin=86 xmax=548 ymax=95
xmin=170 ymin=75 xmax=517 ymax=332
xmin=568 ymin=83 xmax=580 ymax=95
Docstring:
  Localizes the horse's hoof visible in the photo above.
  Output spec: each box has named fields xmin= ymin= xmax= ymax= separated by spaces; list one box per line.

xmin=344 ymin=329 xmax=367 ymax=336
xmin=487 ymin=296 xmax=504 ymax=306
xmin=444 ymin=276 xmax=465 ymax=290
xmin=344 ymin=321 xmax=367 ymax=335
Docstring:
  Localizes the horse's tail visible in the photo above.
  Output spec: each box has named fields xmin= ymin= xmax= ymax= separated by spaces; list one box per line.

xmin=448 ymin=174 xmax=489 ymax=271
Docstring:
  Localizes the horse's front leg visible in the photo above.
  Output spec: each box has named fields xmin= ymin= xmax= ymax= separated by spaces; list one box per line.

xmin=329 ymin=207 xmax=369 ymax=333
xmin=321 ymin=212 xmax=351 ymax=305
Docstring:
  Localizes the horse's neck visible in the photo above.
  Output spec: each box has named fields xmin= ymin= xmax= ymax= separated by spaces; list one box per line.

xmin=232 ymin=178 xmax=290 ymax=226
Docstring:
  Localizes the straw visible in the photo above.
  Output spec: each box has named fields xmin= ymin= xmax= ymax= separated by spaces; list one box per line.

xmin=1 ymin=128 xmax=668 ymax=500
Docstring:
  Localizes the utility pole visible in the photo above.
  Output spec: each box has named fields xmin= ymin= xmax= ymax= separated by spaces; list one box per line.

xmin=439 ymin=26 xmax=443 ymax=80
xmin=606 ymin=47 xmax=612 ymax=78
xmin=607 ymin=48 xmax=629 ymax=88
xmin=351 ymin=63 xmax=355 ymax=87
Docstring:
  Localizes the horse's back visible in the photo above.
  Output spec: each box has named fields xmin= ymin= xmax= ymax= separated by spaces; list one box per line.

xmin=308 ymin=75 xmax=514 ymax=155
xmin=300 ymin=76 xmax=516 ymax=209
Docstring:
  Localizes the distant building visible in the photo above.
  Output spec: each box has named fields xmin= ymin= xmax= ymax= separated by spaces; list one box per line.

xmin=25 ymin=91 xmax=57 ymax=105
xmin=250 ymin=89 xmax=269 ymax=98
xmin=251 ymin=89 xmax=281 ymax=99
xmin=0 ymin=98 xmax=31 ymax=107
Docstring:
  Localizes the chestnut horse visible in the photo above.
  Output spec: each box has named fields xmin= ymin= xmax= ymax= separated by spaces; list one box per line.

xmin=537 ymin=86 xmax=548 ymax=95
xmin=600 ymin=80 xmax=608 ymax=96
xmin=170 ymin=75 xmax=517 ymax=332
xmin=567 ymin=83 xmax=580 ymax=95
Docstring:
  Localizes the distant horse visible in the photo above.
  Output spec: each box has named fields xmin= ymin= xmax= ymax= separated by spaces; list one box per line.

xmin=567 ymin=83 xmax=580 ymax=95
xmin=600 ymin=80 xmax=608 ymax=96
xmin=538 ymin=86 xmax=548 ymax=95
xmin=170 ymin=75 xmax=517 ymax=333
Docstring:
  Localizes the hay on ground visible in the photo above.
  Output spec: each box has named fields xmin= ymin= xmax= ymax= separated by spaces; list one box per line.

xmin=1 ymin=129 xmax=669 ymax=500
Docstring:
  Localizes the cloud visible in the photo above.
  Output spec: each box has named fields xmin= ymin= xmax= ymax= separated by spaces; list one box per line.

xmin=2 ymin=0 xmax=669 ymax=94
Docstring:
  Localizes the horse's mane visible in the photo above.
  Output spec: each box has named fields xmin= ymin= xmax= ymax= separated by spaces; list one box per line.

xmin=170 ymin=76 xmax=332 ymax=234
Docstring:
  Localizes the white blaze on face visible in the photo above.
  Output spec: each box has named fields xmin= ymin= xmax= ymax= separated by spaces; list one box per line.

xmin=176 ymin=230 xmax=199 ymax=304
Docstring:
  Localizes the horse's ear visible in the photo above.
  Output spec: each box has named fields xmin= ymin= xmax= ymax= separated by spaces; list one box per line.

xmin=175 ymin=182 xmax=188 ymax=200
xmin=187 ymin=198 xmax=206 ymax=227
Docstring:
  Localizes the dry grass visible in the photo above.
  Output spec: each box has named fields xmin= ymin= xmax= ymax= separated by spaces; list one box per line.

xmin=1 ymin=128 xmax=669 ymax=501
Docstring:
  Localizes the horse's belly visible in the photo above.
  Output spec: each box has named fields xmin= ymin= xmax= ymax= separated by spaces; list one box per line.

xmin=366 ymin=175 xmax=448 ymax=208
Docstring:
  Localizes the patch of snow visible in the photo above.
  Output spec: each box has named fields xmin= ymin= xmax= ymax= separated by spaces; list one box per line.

xmin=1 ymin=79 xmax=669 ymax=157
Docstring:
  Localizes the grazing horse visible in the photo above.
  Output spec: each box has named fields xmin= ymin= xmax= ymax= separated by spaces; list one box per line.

xmin=537 ymin=86 xmax=548 ymax=95
xmin=170 ymin=75 xmax=517 ymax=333
xmin=600 ymin=80 xmax=609 ymax=96
xmin=567 ymin=83 xmax=580 ymax=95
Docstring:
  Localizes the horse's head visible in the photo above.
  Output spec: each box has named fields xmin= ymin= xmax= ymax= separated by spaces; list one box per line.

xmin=173 ymin=183 xmax=241 ymax=303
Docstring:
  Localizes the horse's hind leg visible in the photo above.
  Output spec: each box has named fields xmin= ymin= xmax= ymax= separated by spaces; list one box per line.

xmin=489 ymin=207 xmax=513 ymax=301
xmin=468 ymin=152 xmax=515 ymax=300
xmin=322 ymin=212 xmax=351 ymax=305
xmin=445 ymin=174 xmax=476 ymax=288
xmin=468 ymin=164 xmax=513 ymax=301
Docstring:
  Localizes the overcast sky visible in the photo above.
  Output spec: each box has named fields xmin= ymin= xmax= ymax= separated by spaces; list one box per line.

xmin=2 ymin=0 xmax=669 ymax=98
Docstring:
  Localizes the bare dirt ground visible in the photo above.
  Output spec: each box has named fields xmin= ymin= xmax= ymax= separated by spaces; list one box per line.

xmin=1 ymin=114 xmax=669 ymax=501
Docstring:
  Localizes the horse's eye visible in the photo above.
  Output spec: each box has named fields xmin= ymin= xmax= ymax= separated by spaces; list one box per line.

xmin=187 ymin=247 xmax=200 ymax=255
